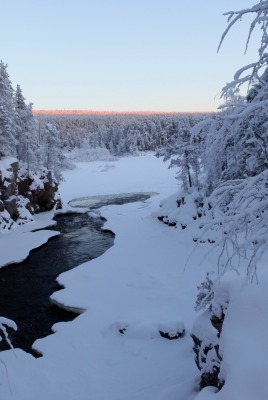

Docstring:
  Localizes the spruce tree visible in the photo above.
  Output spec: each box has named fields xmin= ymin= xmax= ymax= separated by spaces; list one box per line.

xmin=15 ymin=85 xmax=39 ymax=175
xmin=0 ymin=61 xmax=18 ymax=157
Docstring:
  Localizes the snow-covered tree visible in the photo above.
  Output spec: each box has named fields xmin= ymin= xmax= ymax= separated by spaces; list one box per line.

xmin=157 ymin=2 xmax=268 ymax=279
xmin=218 ymin=1 xmax=268 ymax=94
xmin=157 ymin=118 xmax=204 ymax=192
xmin=0 ymin=61 xmax=18 ymax=157
xmin=195 ymin=1 xmax=268 ymax=278
xmin=15 ymin=85 xmax=40 ymax=175
xmin=41 ymin=123 xmax=64 ymax=181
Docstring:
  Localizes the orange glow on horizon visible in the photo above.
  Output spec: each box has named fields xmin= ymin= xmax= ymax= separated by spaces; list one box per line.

xmin=33 ymin=109 xmax=215 ymax=116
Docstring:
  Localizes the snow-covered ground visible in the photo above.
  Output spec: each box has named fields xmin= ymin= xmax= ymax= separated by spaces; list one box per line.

xmin=0 ymin=153 xmax=268 ymax=400
xmin=0 ymin=212 xmax=59 ymax=267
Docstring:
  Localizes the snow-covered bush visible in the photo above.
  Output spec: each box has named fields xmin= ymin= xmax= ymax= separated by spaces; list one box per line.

xmin=191 ymin=277 xmax=231 ymax=390
xmin=191 ymin=309 xmax=223 ymax=390
xmin=204 ymin=171 xmax=268 ymax=279
xmin=68 ymin=145 xmax=115 ymax=162
xmin=0 ymin=209 xmax=14 ymax=230
xmin=195 ymin=273 xmax=214 ymax=312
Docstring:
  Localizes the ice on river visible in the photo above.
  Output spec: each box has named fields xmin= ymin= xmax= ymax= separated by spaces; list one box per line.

xmin=68 ymin=192 xmax=158 ymax=209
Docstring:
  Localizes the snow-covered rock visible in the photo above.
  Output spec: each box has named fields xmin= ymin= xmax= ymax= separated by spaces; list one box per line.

xmin=0 ymin=157 xmax=62 ymax=230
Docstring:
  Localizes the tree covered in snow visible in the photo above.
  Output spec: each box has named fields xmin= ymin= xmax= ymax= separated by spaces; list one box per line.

xmin=157 ymin=117 xmax=204 ymax=192
xmin=203 ymin=1 xmax=268 ymax=277
xmin=158 ymin=1 xmax=268 ymax=279
xmin=15 ymin=85 xmax=40 ymax=175
xmin=0 ymin=61 xmax=18 ymax=157
xmin=218 ymin=1 xmax=268 ymax=94
xmin=0 ymin=62 xmax=64 ymax=181
xmin=37 ymin=111 xmax=206 ymax=157
xmin=41 ymin=123 xmax=64 ymax=181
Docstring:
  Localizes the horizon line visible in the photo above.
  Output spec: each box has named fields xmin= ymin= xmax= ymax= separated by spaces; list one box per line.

xmin=33 ymin=109 xmax=216 ymax=115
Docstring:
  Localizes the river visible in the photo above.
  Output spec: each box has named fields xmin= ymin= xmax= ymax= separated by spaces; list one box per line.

xmin=0 ymin=192 xmax=154 ymax=354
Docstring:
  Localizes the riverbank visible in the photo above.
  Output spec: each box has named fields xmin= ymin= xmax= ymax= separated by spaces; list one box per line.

xmin=3 ymin=153 xmax=267 ymax=400
xmin=0 ymin=211 xmax=115 ymax=354
xmin=1 ymin=153 xmax=203 ymax=400
xmin=0 ymin=211 xmax=58 ymax=267
xmin=0 ymin=153 xmax=175 ymax=268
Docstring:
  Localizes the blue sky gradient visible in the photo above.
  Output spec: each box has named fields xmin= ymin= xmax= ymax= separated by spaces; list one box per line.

xmin=1 ymin=0 xmax=260 ymax=111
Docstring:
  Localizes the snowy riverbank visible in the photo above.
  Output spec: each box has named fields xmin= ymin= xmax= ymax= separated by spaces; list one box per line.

xmin=0 ymin=153 xmax=200 ymax=400
xmin=1 ymin=153 xmax=268 ymax=400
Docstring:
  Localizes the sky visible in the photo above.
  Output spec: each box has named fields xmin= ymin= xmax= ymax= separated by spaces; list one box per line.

xmin=0 ymin=0 xmax=262 ymax=112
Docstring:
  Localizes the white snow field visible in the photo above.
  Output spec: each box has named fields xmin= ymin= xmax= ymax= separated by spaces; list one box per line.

xmin=0 ymin=153 xmax=268 ymax=400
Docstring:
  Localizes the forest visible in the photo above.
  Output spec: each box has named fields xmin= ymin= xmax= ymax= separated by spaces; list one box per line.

xmin=0 ymin=72 xmax=207 ymax=228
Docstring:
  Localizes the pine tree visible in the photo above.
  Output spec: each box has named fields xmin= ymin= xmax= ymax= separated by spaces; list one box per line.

xmin=15 ymin=85 xmax=39 ymax=175
xmin=157 ymin=118 xmax=203 ymax=192
xmin=41 ymin=123 xmax=64 ymax=181
xmin=0 ymin=61 xmax=18 ymax=157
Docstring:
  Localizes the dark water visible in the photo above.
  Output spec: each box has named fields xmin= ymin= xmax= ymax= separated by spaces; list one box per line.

xmin=0 ymin=212 xmax=114 ymax=355
xmin=0 ymin=192 xmax=154 ymax=355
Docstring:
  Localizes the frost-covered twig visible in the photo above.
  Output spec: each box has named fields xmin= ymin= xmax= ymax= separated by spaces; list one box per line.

xmin=205 ymin=171 xmax=268 ymax=278
xmin=218 ymin=2 xmax=268 ymax=98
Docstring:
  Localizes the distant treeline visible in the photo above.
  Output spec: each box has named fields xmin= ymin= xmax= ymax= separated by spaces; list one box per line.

xmin=36 ymin=112 xmax=211 ymax=155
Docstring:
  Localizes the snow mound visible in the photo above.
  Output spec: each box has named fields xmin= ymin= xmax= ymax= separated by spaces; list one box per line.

xmin=107 ymin=318 xmax=185 ymax=340
xmin=0 ymin=156 xmax=17 ymax=180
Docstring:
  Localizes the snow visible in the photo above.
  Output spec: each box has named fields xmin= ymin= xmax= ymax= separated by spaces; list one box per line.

xmin=60 ymin=153 xmax=175 ymax=203
xmin=0 ymin=153 xmax=268 ymax=399
xmin=192 ymin=270 xmax=268 ymax=400
xmin=0 ymin=228 xmax=59 ymax=267
xmin=0 ymin=316 xmax=17 ymax=333
xmin=191 ymin=310 xmax=218 ymax=349
xmin=0 ymin=208 xmax=59 ymax=268
xmin=0 ymin=210 xmax=59 ymax=267
xmin=0 ymin=156 xmax=17 ymax=180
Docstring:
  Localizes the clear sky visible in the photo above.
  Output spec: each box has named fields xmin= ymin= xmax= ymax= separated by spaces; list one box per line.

xmin=0 ymin=0 xmax=261 ymax=112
